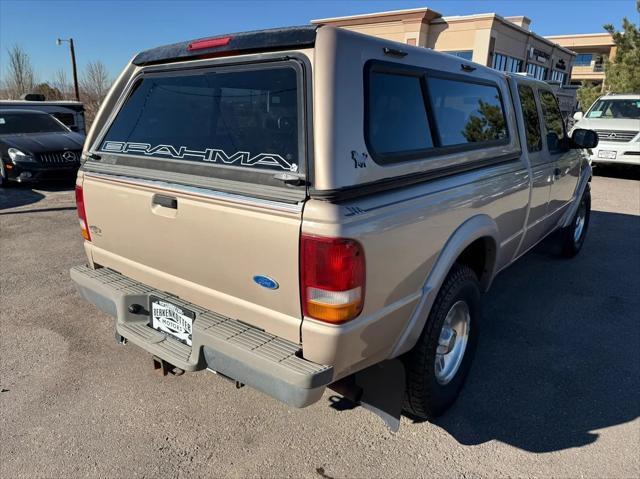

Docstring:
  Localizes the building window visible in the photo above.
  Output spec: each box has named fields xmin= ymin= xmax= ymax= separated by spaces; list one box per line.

xmin=492 ymin=53 xmax=523 ymax=73
xmin=526 ymin=63 xmax=548 ymax=81
xmin=550 ymin=70 xmax=567 ymax=84
xmin=593 ymin=55 xmax=605 ymax=72
xmin=446 ymin=50 xmax=473 ymax=61
xmin=574 ymin=54 xmax=593 ymax=66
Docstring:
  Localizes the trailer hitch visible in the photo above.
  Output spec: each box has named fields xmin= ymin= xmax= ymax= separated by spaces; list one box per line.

xmin=152 ymin=356 xmax=185 ymax=376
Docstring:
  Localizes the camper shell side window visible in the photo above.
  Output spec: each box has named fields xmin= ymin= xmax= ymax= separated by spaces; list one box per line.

xmin=364 ymin=61 xmax=510 ymax=166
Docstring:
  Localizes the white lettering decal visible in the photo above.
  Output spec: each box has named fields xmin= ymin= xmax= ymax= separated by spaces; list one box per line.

xmin=101 ymin=141 xmax=296 ymax=171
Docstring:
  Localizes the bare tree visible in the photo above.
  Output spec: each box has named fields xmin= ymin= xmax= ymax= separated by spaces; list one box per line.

xmin=3 ymin=44 xmax=36 ymax=98
xmin=52 ymin=68 xmax=71 ymax=100
xmin=80 ymin=60 xmax=111 ymax=126
xmin=80 ymin=61 xmax=109 ymax=101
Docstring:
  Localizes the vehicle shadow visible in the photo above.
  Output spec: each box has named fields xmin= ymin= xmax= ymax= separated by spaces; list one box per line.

xmin=426 ymin=210 xmax=640 ymax=452
xmin=0 ymin=181 xmax=75 ymax=211
xmin=593 ymin=164 xmax=640 ymax=181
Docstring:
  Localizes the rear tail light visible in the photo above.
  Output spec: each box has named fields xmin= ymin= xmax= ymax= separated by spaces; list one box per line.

xmin=301 ymin=235 xmax=365 ymax=324
xmin=75 ymin=185 xmax=91 ymax=241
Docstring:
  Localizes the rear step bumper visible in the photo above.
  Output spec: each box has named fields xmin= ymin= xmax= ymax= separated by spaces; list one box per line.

xmin=70 ymin=264 xmax=333 ymax=407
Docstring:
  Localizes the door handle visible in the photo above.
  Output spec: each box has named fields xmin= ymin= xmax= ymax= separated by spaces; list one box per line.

xmin=152 ymin=194 xmax=178 ymax=209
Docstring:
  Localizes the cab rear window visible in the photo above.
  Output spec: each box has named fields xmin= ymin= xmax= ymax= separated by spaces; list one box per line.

xmin=100 ymin=65 xmax=300 ymax=173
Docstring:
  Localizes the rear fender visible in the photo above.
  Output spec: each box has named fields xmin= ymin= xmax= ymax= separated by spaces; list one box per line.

xmin=390 ymin=214 xmax=499 ymax=357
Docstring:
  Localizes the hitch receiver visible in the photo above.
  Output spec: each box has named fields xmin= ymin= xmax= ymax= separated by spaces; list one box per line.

xmin=152 ymin=356 xmax=185 ymax=376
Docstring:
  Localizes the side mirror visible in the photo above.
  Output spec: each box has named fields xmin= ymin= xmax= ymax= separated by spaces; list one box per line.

xmin=571 ymin=128 xmax=598 ymax=149
xmin=573 ymin=111 xmax=584 ymax=121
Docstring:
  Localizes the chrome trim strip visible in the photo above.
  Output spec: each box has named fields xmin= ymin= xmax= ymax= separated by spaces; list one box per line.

xmin=500 ymin=229 xmax=524 ymax=248
xmin=83 ymin=172 xmax=304 ymax=214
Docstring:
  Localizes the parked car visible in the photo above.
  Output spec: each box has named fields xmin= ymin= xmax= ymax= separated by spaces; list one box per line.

xmin=70 ymin=26 xmax=597 ymax=430
xmin=0 ymin=109 xmax=85 ymax=186
xmin=573 ymin=94 xmax=640 ymax=166
xmin=0 ymin=100 xmax=86 ymax=134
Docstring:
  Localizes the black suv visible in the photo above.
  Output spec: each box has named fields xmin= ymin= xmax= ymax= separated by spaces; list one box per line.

xmin=0 ymin=109 xmax=85 ymax=186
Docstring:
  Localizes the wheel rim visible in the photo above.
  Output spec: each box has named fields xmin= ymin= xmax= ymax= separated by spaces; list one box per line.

xmin=434 ymin=300 xmax=471 ymax=385
xmin=573 ymin=197 xmax=587 ymax=244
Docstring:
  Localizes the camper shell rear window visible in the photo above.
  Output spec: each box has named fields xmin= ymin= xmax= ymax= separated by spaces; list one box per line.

xmin=98 ymin=61 xmax=305 ymax=180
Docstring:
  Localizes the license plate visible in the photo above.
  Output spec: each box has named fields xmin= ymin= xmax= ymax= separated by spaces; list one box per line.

xmin=598 ymin=150 xmax=617 ymax=159
xmin=149 ymin=297 xmax=195 ymax=346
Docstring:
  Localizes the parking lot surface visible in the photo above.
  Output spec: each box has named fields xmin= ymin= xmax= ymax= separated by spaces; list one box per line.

xmin=1 ymin=170 xmax=639 ymax=478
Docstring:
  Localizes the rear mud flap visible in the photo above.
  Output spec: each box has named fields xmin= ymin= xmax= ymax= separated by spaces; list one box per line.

xmin=330 ymin=359 xmax=405 ymax=432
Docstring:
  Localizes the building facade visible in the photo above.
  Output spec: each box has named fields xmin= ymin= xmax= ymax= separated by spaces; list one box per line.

xmin=544 ymin=33 xmax=615 ymax=86
xmin=312 ymin=7 xmax=576 ymax=84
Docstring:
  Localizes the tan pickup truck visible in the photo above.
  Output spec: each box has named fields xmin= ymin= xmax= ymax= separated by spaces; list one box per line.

xmin=71 ymin=25 xmax=598 ymax=429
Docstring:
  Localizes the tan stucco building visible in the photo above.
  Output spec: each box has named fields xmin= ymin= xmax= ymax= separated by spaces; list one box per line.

xmin=544 ymin=33 xmax=615 ymax=86
xmin=312 ymin=7 xmax=576 ymax=84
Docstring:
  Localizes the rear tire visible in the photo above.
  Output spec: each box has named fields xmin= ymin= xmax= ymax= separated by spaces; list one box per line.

xmin=403 ymin=263 xmax=481 ymax=419
xmin=560 ymin=185 xmax=591 ymax=258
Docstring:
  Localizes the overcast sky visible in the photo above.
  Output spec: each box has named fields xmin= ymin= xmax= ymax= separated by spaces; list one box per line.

xmin=0 ymin=0 xmax=636 ymax=83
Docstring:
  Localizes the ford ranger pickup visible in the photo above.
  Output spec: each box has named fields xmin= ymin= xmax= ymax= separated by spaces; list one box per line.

xmin=70 ymin=25 xmax=598 ymax=429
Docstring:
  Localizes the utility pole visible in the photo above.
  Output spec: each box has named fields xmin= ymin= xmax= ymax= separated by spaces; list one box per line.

xmin=57 ymin=38 xmax=80 ymax=101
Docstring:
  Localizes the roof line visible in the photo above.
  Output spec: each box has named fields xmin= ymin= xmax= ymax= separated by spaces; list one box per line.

xmin=435 ymin=12 xmax=576 ymax=56
xmin=493 ymin=14 xmax=577 ymax=56
xmin=545 ymin=32 xmax=613 ymax=39
xmin=312 ymin=7 xmax=441 ymax=24
xmin=434 ymin=13 xmax=495 ymax=22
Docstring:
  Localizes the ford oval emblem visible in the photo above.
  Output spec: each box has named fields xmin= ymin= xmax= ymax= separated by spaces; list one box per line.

xmin=253 ymin=275 xmax=279 ymax=290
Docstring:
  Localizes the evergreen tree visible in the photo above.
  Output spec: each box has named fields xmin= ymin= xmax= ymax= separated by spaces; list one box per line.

xmin=603 ymin=0 xmax=640 ymax=93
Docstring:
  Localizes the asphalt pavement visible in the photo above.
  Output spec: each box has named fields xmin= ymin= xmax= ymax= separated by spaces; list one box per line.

xmin=1 ymin=168 xmax=638 ymax=478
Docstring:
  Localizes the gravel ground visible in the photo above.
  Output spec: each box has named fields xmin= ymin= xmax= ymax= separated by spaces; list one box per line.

xmin=1 ymin=169 xmax=639 ymax=479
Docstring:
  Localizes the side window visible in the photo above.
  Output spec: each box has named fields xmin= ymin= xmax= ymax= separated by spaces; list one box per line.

xmin=426 ymin=77 xmax=508 ymax=147
xmin=367 ymin=71 xmax=433 ymax=160
xmin=539 ymin=90 xmax=566 ymax=154
xmin=365 ymin=63 xmax=512 ymax=165
xmin=517 ymin=85 xmax=542 ymax=153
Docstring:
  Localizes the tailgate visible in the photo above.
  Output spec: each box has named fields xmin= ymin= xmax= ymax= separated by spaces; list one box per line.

xmin=82 ymin=173 xmax=303 ymax=342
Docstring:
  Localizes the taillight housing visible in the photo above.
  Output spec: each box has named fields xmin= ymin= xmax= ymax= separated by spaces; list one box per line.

xmin=301 ymin=235 xmax=365 ymax=324
xmin=75 ymin=185 xmax=91 ymax=241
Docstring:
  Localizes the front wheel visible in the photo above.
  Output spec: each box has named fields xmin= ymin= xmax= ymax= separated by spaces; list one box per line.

xmin=560 ymin=185 xmax=591 ymax=258
xmin=403 ymin=263 xmax=481 ymax=419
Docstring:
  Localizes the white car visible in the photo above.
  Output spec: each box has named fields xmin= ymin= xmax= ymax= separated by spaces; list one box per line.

xmin=573 ymin=94 xmax=640 ymax=166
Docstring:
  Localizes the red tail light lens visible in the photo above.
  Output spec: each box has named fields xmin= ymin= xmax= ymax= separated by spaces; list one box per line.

xmin=75 ymin=185 xmax=91 ymax=241
xmin=187 ymin=36 xmax=232 ymax=51
xmin=301 ymin=235 xmax=365 ymax=324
